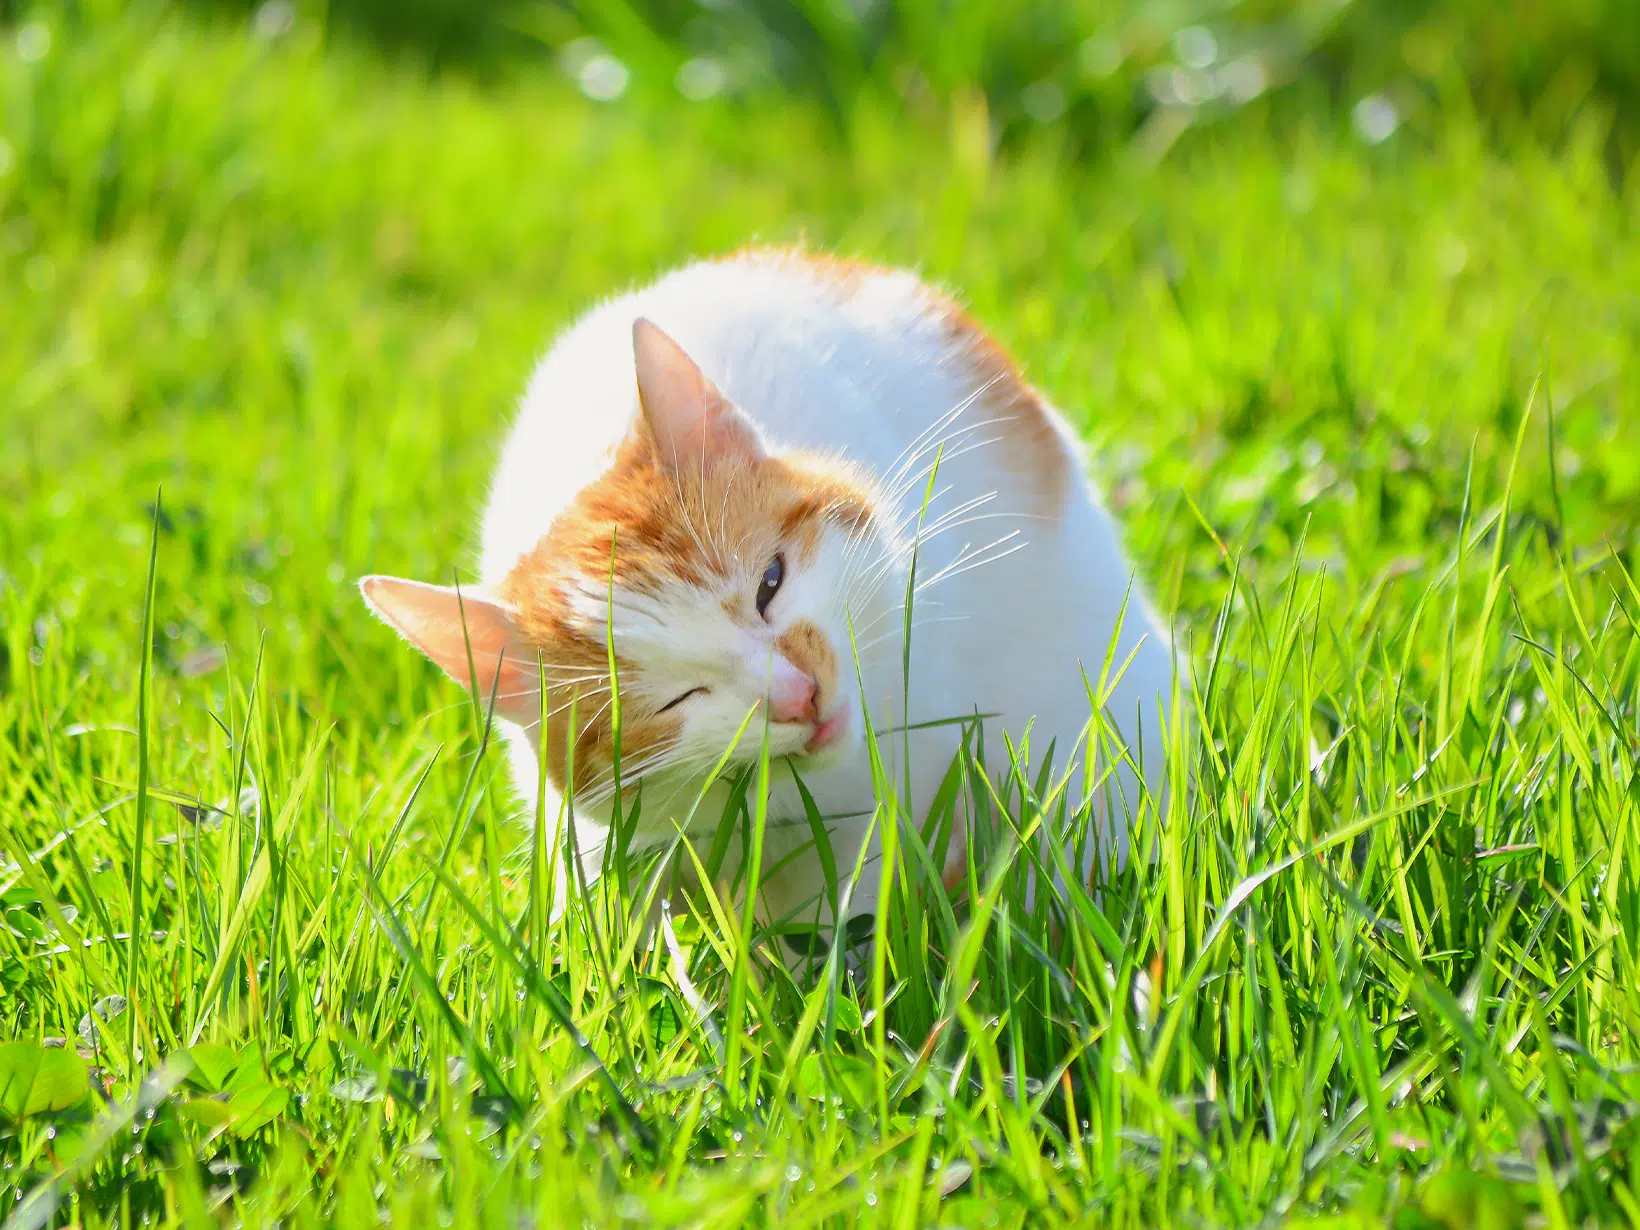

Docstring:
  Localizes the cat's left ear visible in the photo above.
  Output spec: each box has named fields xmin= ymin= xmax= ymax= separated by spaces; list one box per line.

xmin=632 ymin=317 xmax=765 ymax=474
xmin=359 ymin=575 xmax=541 ymax=726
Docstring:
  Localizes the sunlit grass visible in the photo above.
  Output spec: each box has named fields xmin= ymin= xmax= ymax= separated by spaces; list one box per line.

xmin=3 ymin=3 xmax=1640 ymax=1227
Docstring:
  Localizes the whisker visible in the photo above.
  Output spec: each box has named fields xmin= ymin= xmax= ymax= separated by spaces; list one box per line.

xmin=576 ymin=740 xmax=706 ymax=809
xmin=854 ymin=614 xmax=970 ymax=655
xmin=878 ymin=423 xmax=1009 ymax=510
xmin=915 ymin=534 xmax=1028 ymax=593
xmin=516 ymin=691 xmax=620 ymax=736
xmin=847 ymin=595 xmax=947 ymax=638
xmin=486 ymin=679 xmax=612 ymax=703
xmin=876 ymin=378 xmax=1003 ymax=497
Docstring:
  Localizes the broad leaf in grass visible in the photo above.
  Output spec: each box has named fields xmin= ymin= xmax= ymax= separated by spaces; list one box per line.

xmin=226 ymin=1081 xmax=290 ymax=1137
xmin=0 ymin=1041 xmax=91 ymax=1119
xmin=794 ymin=1053 xmax=874 ymax=1110
xmin=178 ymin=1095 xmax=235 ymax=1139
xmin=183 ymin=1042 xmax=238 ymax=1092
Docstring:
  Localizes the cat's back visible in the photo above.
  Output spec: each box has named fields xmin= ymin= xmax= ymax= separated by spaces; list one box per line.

xmin=481 ymin=249 xmax=1076 ymax=580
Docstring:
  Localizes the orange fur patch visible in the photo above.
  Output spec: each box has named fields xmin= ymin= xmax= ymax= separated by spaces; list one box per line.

xmin=736 ymin=244 xmax=888 ymax=295
xmin=776 ymin=619 xmax=838 ymax=714
xmin=488 ymin=578 xmax=642 ymax=799
xmin=514 ymin=427 xmax=872 ymax=594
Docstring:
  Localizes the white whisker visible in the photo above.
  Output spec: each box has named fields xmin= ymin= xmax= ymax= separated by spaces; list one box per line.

xmin=853 ymin=613 xmax=970 ymax=655
xmin=915 ymin=534 xmax=1027 ymax=593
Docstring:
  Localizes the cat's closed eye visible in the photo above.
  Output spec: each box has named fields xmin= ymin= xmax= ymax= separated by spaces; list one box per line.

xmin=657 ymin=686 xmax=708 ymax=714
xmin=756 ymin=553 xmax=785 ymax=618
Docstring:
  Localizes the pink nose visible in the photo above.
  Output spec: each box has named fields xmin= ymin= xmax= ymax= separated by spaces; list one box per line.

xmin=767 ymin=671 xmax=818 ymax=724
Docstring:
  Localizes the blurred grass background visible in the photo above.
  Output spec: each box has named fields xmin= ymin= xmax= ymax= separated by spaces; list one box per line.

xmin=5 ymin=0 xmax=1640 ymax=1226
xmin=182 ymin=0 xmax=1640 ymax=165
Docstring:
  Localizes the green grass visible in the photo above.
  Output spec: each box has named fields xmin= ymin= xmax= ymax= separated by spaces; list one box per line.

xmin=5 ymin=2 xmax=1640 ymax=1226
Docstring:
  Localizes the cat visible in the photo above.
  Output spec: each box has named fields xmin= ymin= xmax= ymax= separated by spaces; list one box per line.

xmin=361 ymin=247 xmax=1174 ymax=933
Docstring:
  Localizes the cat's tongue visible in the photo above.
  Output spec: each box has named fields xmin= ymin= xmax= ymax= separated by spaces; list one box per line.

xmin=806 ymin=712 xmax=848 ymax=753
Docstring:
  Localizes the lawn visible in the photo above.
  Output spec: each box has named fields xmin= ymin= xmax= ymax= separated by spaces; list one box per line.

xmin=4 ymin=2 xmax=1640 ymax=1226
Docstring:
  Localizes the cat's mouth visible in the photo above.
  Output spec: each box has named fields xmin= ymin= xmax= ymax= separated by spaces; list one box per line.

xmin=802 ymin=710 xmax=849 ymax=754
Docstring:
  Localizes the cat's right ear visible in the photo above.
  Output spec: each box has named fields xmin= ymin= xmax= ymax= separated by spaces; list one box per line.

xmin=359 ymin=576 xmax=540 ymax=726
xmin=632 ymin=317 xmax=765 ymax=475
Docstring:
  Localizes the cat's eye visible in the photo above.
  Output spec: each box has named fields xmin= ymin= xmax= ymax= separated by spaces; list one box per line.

xmin=755 ymin=553 xmax=785 ymax=618
xmin=658 ymin=686 xmax=707 ymax=714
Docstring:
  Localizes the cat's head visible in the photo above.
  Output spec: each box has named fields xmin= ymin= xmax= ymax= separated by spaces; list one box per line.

xmin=361 ymin=319 xmax=905 ymax=814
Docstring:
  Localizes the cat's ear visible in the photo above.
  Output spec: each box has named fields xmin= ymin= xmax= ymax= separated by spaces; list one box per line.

xmin=359 ymin=576 xmax=541 ymax=726
xmin=632 ymin=317 xmax=765 ymax=474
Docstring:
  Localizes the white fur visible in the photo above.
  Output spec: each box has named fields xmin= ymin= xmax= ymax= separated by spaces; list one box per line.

xmin=479 ymin=253 xmax=1175 ymax=926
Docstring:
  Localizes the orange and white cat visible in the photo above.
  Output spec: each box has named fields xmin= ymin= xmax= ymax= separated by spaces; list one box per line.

xmin=362 ymin=249 xmax=1173 ymax=928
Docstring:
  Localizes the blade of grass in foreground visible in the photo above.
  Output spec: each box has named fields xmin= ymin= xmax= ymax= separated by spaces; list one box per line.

xmin=724 ymin=710 xmax=774 ymax=1109
xmin=189 ymin=732 xmax=331 ymax=1042
xmin=348 ymin=838 xmax=519 ymax=1114
xmin=126 ymin=492 xmax=161 ymax=1068
xmin=425 ymin=860 xmax=655 ymax=1154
